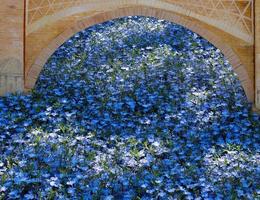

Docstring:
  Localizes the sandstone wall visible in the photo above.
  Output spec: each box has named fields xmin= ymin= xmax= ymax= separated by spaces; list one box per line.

xmin=0 ymin=0 xmax=24 ymax=95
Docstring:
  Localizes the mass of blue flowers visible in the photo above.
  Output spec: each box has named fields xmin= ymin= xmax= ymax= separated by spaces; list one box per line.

xmin=0 ymin=16 xmax=259 ymax=199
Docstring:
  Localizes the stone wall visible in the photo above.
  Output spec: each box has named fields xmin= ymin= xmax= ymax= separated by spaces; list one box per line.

xmin=255 ymin=0 xmax=260 ymax=109
xmin=0 ymin=0 xmax=24 ymax=95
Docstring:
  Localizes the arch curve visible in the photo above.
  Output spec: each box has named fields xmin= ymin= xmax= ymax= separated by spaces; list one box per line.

xmin=25 ymin=6 xmax=254 ymax=102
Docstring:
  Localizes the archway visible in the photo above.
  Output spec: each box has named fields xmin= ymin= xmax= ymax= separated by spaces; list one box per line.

xmin=25 ymin=7 xmax=254 ymax=102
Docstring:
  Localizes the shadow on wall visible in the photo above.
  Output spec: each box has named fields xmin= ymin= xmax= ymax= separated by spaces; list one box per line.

xmin=0 ymin=57 xmax=24 ymax=95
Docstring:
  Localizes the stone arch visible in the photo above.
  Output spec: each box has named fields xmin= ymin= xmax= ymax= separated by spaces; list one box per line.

xmin=25 ymin=7 xmax=254 ymax=102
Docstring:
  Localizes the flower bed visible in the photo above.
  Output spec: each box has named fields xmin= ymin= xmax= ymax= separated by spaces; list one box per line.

xmin=0 ymin=16 xmax=259 ymax=199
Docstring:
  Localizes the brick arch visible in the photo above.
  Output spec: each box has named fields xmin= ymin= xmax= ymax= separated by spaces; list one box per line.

xmin=25 ymin=7 xmax=254 ymax=102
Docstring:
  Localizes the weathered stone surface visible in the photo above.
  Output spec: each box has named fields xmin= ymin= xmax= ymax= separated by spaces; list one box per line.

xmin=0 ymin=58 xmax=23 ymax=95
xmin=0 ymin=0 xmax=24 ymax=95
xmin=255 ymin=0 xmax=260 ymax=109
